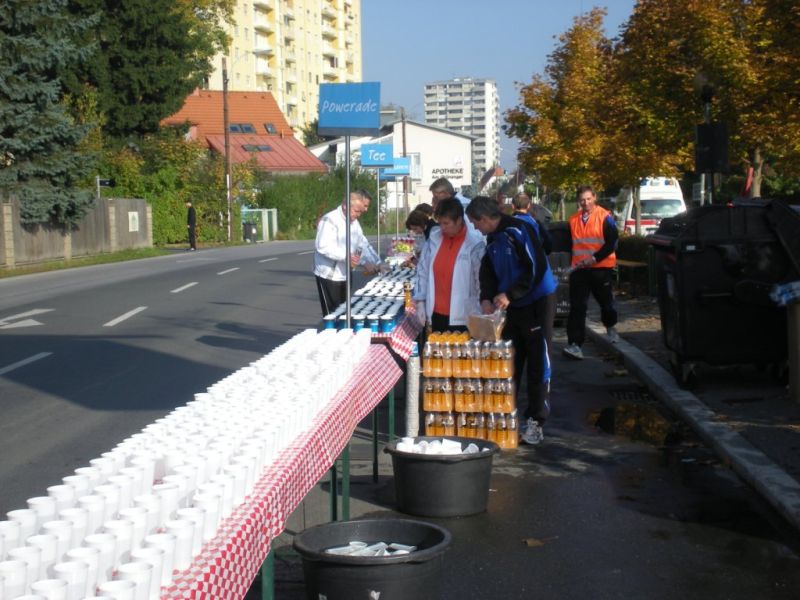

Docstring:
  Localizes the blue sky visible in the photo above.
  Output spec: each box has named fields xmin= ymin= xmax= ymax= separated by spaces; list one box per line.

xmin=361 ymin=0 xmax=637 ymax=170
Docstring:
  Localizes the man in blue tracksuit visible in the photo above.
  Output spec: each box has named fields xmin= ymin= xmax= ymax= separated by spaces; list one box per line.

xmin=466 ymin=196 xmax=557 ymax=445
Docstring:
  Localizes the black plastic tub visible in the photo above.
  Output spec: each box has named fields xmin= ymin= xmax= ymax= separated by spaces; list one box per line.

xmin=293 ymin=518 xmax=452 ymax=600
xmin=384 ymin=436 xmax=499 ymax=517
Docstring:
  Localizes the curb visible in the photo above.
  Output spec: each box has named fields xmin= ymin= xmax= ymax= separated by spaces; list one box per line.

xmin=586 ymin=320 xmax=800 ymax=532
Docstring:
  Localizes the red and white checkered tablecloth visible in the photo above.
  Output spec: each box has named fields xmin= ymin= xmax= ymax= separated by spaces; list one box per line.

xmin=371 ymin=312 xmax=422 ymax=361
xmin=163 ymin=344 xmax=402 ymax=600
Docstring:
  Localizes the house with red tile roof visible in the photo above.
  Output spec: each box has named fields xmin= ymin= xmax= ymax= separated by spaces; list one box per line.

xmin=162 ymin=89 xmax=327 ymax=174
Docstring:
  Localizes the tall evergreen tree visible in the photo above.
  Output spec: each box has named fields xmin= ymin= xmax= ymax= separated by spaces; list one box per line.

xmin=64 ymin=0 xmax=232 ymax=138
xmin=0 ymin=0 xmax=98 ymax=224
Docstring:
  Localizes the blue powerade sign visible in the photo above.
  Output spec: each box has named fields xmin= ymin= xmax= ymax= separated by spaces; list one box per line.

xmin=360 ymin=144 xmax=394 ymax=167
xmin=318 ymin=82 xmax=381 ymax=137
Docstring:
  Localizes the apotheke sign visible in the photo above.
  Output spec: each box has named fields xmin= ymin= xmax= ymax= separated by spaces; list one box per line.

xmin=431 ymin=167 xmax=464 ymax=178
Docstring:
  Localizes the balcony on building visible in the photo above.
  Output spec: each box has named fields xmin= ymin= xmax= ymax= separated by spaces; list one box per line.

xmin=321 ymin=3 xmax=337 ymax=19
xmin=255 ymin=59 xmax=272 ymax=76
xmin=253 ymin=37 xmax=274 ymax=56
xmin=284 ymin=48 xmax=296 ymax=63
xmin=283 ymin=5 xmax=295 ymax=19
xmin=254 ymin=14 xmax=274 ymax=32
xmin=321 ymin=24 xmax=337 ymax=39
xmin=253 ymin=0 xmax=274 ymax=10
xmin=286 ymin=95 xmax=298 ymax=106
xmin=322 ymin=65 xmax=339 ymax=80
xmin=322 ymin=42 xmax=337 ymax=57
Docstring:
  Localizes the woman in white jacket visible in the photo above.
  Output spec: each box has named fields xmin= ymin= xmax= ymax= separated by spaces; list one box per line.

xmin=412 ymin=197 xmax=485 ymax=332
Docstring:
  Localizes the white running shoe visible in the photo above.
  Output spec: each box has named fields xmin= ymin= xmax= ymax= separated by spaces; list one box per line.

xmin=562 ymin=343 xmax=584 ymax=360
xmin=521 ymin=418 xmax=544 ymax=445
xmin=607 ymin=326 xmax=620 ymax=343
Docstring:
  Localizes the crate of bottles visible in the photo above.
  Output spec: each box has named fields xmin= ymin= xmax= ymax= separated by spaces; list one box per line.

xmin=420 ymin=333 xmax=518 ymax=450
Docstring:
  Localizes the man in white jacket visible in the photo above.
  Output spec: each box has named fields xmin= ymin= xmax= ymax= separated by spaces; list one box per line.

xmin=413 ymin=197 xmax=485 ymax=331
xmin=314 ymin=189 xmax=380 ymax=316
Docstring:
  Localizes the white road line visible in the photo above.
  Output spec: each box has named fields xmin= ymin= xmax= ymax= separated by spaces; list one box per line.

xmin=103 ymin=306 xmax=148 ymax=327
xmin=0 ymin=352 xmax=53 ymax=376
xmin=171 ymin=282 xmax=198 ymax=294
xmin=297 ymin=250 xmax=314 ymax=255
xmin=258 ymin=258 xmax=278 ymax=263
xmin=217 ymin=267 xmax=240 ymax=275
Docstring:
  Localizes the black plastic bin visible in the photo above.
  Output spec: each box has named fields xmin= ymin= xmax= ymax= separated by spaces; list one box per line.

xmin=384 ymin=436 xmax=499 ymax=517
xmin=547 ymin=221 xmax=572 ymax=318
xmin=293 ymin=518 xmax=452 ymax=600
xmin=647 ymin=199 xmax=800 ymax=386
xmin=243 ymin=222 xmax=257 ymax=242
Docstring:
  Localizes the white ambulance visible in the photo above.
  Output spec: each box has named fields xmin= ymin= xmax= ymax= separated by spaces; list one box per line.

xmin=615 ymin=176 xmax=687 ymax=235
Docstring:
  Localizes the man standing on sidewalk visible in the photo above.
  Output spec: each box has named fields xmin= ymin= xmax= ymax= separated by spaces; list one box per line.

xmin=313 ymin=189 xmax=381 ymax=317
xmin=185 ymin=200 xmax=197 ymax=251
xmin=563 ymin=185 xmax=619 ymax=360
xmin=466 ymin=196 xmax=556 ymax=445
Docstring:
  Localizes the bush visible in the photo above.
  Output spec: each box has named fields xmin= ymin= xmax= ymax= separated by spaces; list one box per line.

xmin=616 ymin=233 xmax=649 ymax=262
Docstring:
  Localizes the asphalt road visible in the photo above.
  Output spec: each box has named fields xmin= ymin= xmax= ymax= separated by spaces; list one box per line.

xmin=2 ymin=242 xmax=799 ymax=600
xmin=0 ymin=242 xmax=322 ymax=514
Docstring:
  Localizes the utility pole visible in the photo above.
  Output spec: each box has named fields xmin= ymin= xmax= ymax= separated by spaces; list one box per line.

xmin=401 ymin=107 xmax=408 ymax=216
xmin=222 ymin=57 xmax=233 ymax=242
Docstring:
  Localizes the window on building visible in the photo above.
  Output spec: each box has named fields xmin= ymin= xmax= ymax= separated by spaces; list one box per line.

xmin=264 ymin=123 xmax=277 ymax=134
xmin=230 ymin=123 xmax=257 ymax=134
xmin=242 ymin=144 xmax=273 ymax=152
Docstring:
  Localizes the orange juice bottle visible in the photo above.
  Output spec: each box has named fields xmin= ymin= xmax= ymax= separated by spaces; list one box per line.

xmin=452 ymin=340 xmax=463 ymax=378
xmin=453 ymin=379 xmax=465 ymax=412
xmin=502 ymin=378 xmax=516 ymax=413
xmin=430 ymin=342 xmax=442 ymax=377
xmin=480 ymin=342 xmax=491 ymax=378
xmin=442 ymin=411 xmax=455 ymax=436
xmin=491 ymin=342 xmax=503 ymax=378
xmin=506 ymin=411 xmax=519 ymax=449
xmin=485 ymin=412 xmax=497 ymax=442
xmin=462 ymin=379 xmax=475 ymax=412
xmin=475 ymin=379 xmax=486 ymax=412
xmin=456 ymin=412 xmax=468 ymax=437
xmin=474 ymin=412 xmax=486 ymax=439
xmin=434 ymin=412 xmax=445 ymax=436
xmin=495 ymin=414 xmax=508 ymax=448
xmin=441 ymin=342 xmax=453 ymax=378
xmin=423 ymin=378 xmax=435 ymax=411
xmin=422 ymin=341 xmax=433 ymax=376
xmin=500 ymin=340 xmax=514 ymax=378
xmin=425 ymin=412 xmax=437 ymax=436
xmin=441 ymin=377 xmax=454 ymax=411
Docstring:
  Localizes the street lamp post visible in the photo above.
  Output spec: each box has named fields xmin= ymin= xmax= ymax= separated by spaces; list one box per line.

xmin=222 ymin=57 xmax=233 ymax=242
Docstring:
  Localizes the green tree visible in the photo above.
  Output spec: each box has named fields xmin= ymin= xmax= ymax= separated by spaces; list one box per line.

xmin=301 ymin=119 xmax=336 ymax=147
xmin=63 ymin=0 xmax=232 ymax=137
xmin=0 ymin=0 xmax=98 ymax=224
xmin=505 ymin=9 xmax=615 ymax=193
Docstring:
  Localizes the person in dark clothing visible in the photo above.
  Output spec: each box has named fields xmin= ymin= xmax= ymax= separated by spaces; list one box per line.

xmin=186 ymin=200 xmax=197 ymax=251
xmin=405 ymin=206 xmax=437 ymax=240
xmin=512 ymin=192 xmax=552 ymax=255
xmin=563 ymin=185 xmax=619 ymax=360
xmin=466 ymin=196 xmax=557 ymax=445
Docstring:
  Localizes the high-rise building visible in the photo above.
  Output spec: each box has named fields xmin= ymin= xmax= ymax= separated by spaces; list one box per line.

xmin=205 ymin=0 xmax=363 ymax=133
xmin=423 ymin=77 xmax=500 ymax=176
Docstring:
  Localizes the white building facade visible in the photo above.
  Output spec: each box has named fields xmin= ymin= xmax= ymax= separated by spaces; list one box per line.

xmin=309 ymin=120 xmax=474 ymax=210
xmin=423 ymin=77 xmax=500 ymax=177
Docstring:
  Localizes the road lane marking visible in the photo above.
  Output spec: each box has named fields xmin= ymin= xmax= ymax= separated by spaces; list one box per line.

xmin=170 ymin=282 xmax=198 ymax=294
xmin=103 ymin=306 xmax=148 ymax=327
xmin=297 ymin=250 xmax=314 ymax=255
xmin=217 ymin=267 xmax=240 ymax=275
xmin=258 ymin=258 xmax=278 ymax=263
xmin=0 ymin=352 xmax=53 ymax=376
xmin=0 ymin=308 xmax=54 ymax=329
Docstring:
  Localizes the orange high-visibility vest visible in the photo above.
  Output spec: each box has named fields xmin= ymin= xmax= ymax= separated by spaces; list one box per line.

xmin=569 ymin=206 xmax=616 ymax=268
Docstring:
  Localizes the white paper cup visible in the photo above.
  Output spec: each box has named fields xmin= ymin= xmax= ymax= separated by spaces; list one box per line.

xmin=97 ymin=579 xmax=136 ymax=600
xmin=115 ymin=509 xmax=146 ymax=553
xmin=221 ymin=464 xmax=246 ymax=505
xmin=92 ymin=486 xmax=120 ymax=523
xmin=65 ymin=546 xmax=100 ymax=598
xmin=101 ymin=521 xmax=133 ymax=567
xmin=51 ymin=560 xmax=88 ymax=600
xmin=129 ymin=547 xmax=164 ymax=600
xmin=61 ymin=476 xmax=91 ymax=499
xmin=174 ymin=508 xmax=204 ymax=556
xmin=7 ymin=509 xmax=38 ymax=542
xmin=76 ymin=497 xmax=106 ymax=536
xmin=208 ymin=474 xmax=234 ymax=518
xmin=0 ymin=520 xmax=22 ymax=555
xmin=128 ymin=457 xmax=155 ymax=490
xmin=39 ymin=522 xmax=72 ymax=562
xmin=46 ymin=487 xmax=76 ymax=514
xmin=160 ymin=476 xmax=190 ymax=510
xmin=56 ymin=509 xmax=88 ymax=550
xmin=118 ymin=468 xmax=146 ymax=498
xmin=73 ymin=468 xmax=103 ymax=489
xmin=106 ymin=476 xmax=134 ymax=513
xmin=0 ymin=559 xmax=29 ymax=598
xmin=8 ymin=545 xmax=42 ymax=587
xmin=150 ymin=484 xmax=179 ymax=526
xmin=27 ymin=498 xmax=57 ymax=527
xmin=25 ymin=535 xmax=58 ymax=578
xmin=30 ymin=578 xmax=68 ymax=600
xmin=130 ymin=497 xmax=159 ymax=538
xmin=82 ymin=534 xmax=116 ymax=584
xmin=162 ymin=521 xmax=192 ymax=571
xmin=115 ymin=562 xmax=151 ymax=600
xmin=11 ymin=595 xmax=47 ymax=600
xmin=190 ymin=494 xmax=220 ymax=541
xmin=89 ymin=459 xmax=116 ymax=481
xmin=142 ymin=534 xmax=175 ymax=587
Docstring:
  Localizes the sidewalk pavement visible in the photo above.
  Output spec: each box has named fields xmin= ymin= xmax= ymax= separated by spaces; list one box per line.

xmin=585 ymin=293 xmax=800 ymax=531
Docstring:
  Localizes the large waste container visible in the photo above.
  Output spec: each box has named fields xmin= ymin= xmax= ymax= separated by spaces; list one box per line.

xmin=647 ymin=199 xmax=800 ymax=387
xmin=243 ymin=222 xmax=257 ymax=243
xmin=547 ymin=221 xmax=572 ymax=319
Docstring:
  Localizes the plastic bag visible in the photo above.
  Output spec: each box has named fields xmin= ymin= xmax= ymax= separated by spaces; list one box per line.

xmin=467 ymin=309 xmax=506 ymax=341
